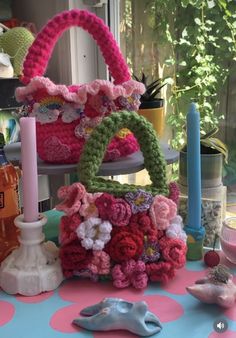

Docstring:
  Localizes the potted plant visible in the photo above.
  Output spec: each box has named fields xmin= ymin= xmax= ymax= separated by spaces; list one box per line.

xmin=134 ymin=73 xmax=166 ymax=137
xmin=179 ymin=127 xmax=228 ymax=189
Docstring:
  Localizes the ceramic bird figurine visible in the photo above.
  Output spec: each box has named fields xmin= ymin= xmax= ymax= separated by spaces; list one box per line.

xmin=186 ymin=264 xmax=236 ymax=308
xmin=73 ymin=297 xmax=162 ymax=337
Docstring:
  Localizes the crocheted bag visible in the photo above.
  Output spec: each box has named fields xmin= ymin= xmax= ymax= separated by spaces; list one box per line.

xmin=56 ymin=111 xmax=187 ymax=289
xmin=15 ymin=9 xmax=145 ymax=164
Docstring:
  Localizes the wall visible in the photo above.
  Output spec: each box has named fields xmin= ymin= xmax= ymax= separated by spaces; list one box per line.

xmin=12 ymin=0 xmax=70 ymax=83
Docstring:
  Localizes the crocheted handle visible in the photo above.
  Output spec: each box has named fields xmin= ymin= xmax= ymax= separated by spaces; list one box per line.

xmin=21 ymin=9 xmax=130 ymax=85
xmin=78 ymin=111 xmax=169 ymax=197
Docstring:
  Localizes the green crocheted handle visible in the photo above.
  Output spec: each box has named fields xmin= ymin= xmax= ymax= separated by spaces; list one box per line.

xmin=78 ymin=111 xmax=169 ymax=197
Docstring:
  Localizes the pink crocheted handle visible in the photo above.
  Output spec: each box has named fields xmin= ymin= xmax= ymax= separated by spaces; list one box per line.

xmin=21 ymin=9 xmax=131 ymax=85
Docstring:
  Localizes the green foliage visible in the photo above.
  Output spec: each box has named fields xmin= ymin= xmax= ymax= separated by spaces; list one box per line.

xmin=133 ymin=72 xmax=166 ymax=102
xmin=121 ymin=0 xmax=236 ymax=150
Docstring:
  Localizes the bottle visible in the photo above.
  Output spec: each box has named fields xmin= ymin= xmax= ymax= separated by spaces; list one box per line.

xmin=0 ymin=133 xmax=21 ymax=263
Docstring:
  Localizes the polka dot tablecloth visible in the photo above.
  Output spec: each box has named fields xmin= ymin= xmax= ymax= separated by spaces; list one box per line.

xmin=1 ymin=256 xmax=236 ymax=338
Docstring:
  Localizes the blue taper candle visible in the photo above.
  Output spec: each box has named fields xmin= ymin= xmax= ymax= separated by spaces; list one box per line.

xmin=187 ymin=102 xmax=201 ymax=229
xmin=184 ymin=103 xmax=205 ymax=260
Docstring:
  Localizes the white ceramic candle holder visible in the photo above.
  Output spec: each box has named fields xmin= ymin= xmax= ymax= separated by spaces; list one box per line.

xmin=0 ymin=213 xmax=64 ymax=296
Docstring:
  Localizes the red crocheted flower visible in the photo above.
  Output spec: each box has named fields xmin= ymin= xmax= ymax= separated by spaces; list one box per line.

xmin=168 ymin=181 xmax=180 ymax=206
xmin=107 ymin=198 xmax=132 ymax=226
xmin=59 ymin=239 xmax=92 ymax=278
xmin=112 ymin=259 xmax=148 ymax=289
xmin=146 ymin=261 xmax=176 ymax=283
xmin=160 ymin=237 xmax=187 ymax=269
xmin=59 ymin=214 xmax=81 ymax=246
xmin=95 ymin=193 xmax=116 ymax=219
xmin=105 ymin=227 xmax=144 ymax=263
xmin=129 ymin=212 xmax=157 ymax=241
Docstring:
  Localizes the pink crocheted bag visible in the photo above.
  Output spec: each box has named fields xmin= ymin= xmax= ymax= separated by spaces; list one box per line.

xmin=15 ymin=9 xmax=145 ymax=164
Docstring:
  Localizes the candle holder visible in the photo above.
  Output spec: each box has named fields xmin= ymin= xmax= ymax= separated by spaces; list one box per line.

xmin=0 ymin=213 xmax=63 ymax=296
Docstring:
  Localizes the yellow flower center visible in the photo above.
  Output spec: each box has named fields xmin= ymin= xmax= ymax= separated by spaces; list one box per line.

xmin=134 ymin=196 xmax=145 ymax=206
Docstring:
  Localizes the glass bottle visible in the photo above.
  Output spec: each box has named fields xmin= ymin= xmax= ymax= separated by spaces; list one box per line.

xmin=0 ymin=133 xmax=21 ymax=263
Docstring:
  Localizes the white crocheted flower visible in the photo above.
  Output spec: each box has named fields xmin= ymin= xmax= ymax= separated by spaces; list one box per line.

xmin=61 ymin=103 xmax=84 ymax=123
xmin=165 ymin=215 xmax=187 ymax=243
xmin=76 ymin=217 xmax=112 ymax=250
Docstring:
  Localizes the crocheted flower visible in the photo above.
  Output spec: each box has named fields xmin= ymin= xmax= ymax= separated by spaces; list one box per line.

xmin=31 ymin=102 xmax=60 ymax=124
xmin=116 ymin=93 xmax=141 ymax=111
xmin=59 ymin=239 xmax=92 ymax=278
xmin=61 ymin=103 xmax=84 ymax=123
xmin=125 ymin=189 xmax=153 ymax=214
xmin=88 ymin=251 xmax=111 ymax=275
xmin=107 ymin=198 xmax=132 ymax=226
xmin=112 ymin=259 xmax=148 ymax=289
xmin=129 ymin=212 xmax=157 ymax=241
xmin=149 ymin=195 xmax=177 ymax=230
xmin=56 ymin=183 xmax=86 ymax=216
xmin=168 ymin=181 xmax=180 ymax=205
xmin=105 ymin=227 xmax=143 ymax=262
xmin=166 ymin=216 xmax=187 ymax=243
xmin=160 ymin=236 xmax=187 ymax=269
xmin=88 ymin=93 xmax=117 ymax=116
xmin=79 ymin=192 xmax=102 ymax=219
xmin=115 ymin=128 xmax=132 ymax=139
xmin=76 ymin=217 xmax=112 ymax=251
xmin=146 ymin=261 xmax=176 ymax=283
xmin=95 ymin=193 xmax=116 ymax=219
xmin=59 ymin=214 xmax=81 ymax=246
xmin=141 ymin=240 xmax=160 ymax=263
xmin=74 ymin=116 xmax=102 ymax=140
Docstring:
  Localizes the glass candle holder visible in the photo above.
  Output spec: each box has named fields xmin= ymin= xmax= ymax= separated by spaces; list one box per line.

xmin=220 ymin=217 xmax=236 ymax=264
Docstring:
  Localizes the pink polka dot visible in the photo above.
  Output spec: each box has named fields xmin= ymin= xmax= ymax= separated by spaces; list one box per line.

xmin=16 ymin=291 xmax=54 ymax=303
xmin=162 ymin=267 xmax=208 ymax=295
xmin=0 ymin=301 xmax=15 ymax=326
xmin=223 ymin=304 xmax=236 ymax=321
xmin=208 ymin=330 xmax=236 ymax=338
xmin=58 ymin=279 xmax=143 ymax=304
xmin=50 ymin=304 xmax=81 ymax=333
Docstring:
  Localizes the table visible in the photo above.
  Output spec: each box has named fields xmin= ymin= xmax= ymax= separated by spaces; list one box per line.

xmin=4 ymin=142 xmax=179 ymax=206
xmin=1 ymin=254 xmax=236 ymax=338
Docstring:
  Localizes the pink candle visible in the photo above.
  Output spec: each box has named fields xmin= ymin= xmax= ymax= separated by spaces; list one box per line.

xmin=20 ymin=117 xmax=38 ymax=222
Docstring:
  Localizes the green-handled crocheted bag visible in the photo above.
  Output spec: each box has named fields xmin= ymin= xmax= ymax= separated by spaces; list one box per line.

xmin=78 ymin=110 xmax=169 ymax=196
xmin=56 ymin=110 xmax=186 ymax=288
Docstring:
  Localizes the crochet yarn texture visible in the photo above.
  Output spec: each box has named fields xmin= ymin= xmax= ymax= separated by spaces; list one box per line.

xmin=21 ymin=9 xmax=130 ymax=85
xmin=78 ymin=110 xmax=169 ymax=196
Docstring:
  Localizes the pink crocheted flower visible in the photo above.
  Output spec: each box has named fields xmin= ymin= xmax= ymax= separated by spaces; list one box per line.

xmin=74 ymin=116 xmax=102 ymax=140
xmin=112 ymin=259 xmax=148 ymax=289
xmin=95 ymin=193 xmax=116 ymax=219
xmin=125 ymin=189 xmax=153 ymax=214
xmin=59 ymin=214 xmax=81 ymax=246
xmin=88 ymin=251 xmax=111 ymax=275
xmin=107 ymin=198 xmax=132 ymax=226
xmin=116 ymin=93 xmax=141 ymax=111
xmin=88 ymin=93 xmax=117 ymax=116
xmin=168 ymin=181 xmax=180 ymax=205
xmin=149 ymin=195 xmax=177 ymax=230
xmin=56 ymin=183 xmax=86 ymax=216
xmin=79 ymin=193 xmax=102 ymax=219
xmin=159 ymin=236 xmax=187 ymax=269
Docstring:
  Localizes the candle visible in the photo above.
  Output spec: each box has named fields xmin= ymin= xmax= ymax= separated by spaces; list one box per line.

xmin=20 ymin=117 xmax=38 ymax=222
xmin=187 ymin=103 xmax=201 ymax=229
